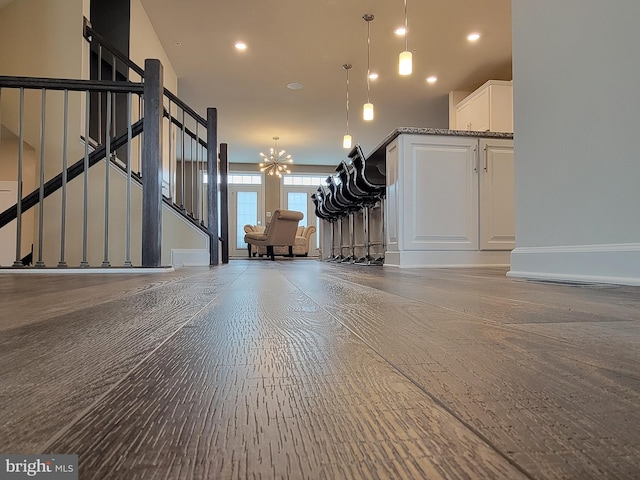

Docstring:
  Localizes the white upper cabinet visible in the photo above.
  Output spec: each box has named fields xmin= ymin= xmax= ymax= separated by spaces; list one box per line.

xmin=450 ymin=80 xmax=513 ymax=133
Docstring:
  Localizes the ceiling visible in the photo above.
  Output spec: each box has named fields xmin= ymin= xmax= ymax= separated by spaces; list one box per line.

xmin=139 ymin=0 xmax=512 ymax=166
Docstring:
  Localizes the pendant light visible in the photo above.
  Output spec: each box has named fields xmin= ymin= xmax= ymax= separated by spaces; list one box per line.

xmin=399 ymin=0 xmax=412 ymax=75
xmin=363 ymin=14 xmax=374 ymax=121
xmin=342 ymin=64 xmax=352 ymax=149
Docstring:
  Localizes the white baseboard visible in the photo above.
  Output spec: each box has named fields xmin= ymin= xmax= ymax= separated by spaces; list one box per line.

xmin=383 ymin=249 xmax=511 ymax=268
xmin=508 ymin=243 xmax=640 ymax=286
xmin=0 ymin=267 xmax=175 ymax=274
xmin=171 ymin=249 xmax=210 ymax=267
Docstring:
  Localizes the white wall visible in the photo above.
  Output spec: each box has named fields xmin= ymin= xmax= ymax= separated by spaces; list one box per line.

xmin=0 ymin=0 xmax=89 ymax=164
xmin=129 ymin=0 xmax=177 ymax=92
xmin=509 ymin=0 xmax=640 ymax=285
xmin=0 ymin=0 xmax=89 ymax=79
xmin=129 ymin=0 xmax=179 ymax=195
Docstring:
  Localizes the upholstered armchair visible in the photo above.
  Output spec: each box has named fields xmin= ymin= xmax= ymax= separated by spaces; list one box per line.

xmin=243 ymin=224 xmax=265 ymax=256
xmin=256 ymin=225 xmax=316 ymax=257
xmin=243 ymin=210 xmax=304 ymax=260
xmin=292 ymin=225 xmax=316 ymax=256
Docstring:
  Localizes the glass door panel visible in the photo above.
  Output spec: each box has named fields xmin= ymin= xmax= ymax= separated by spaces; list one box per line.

xmin=236 ymin=191 xmax=258 ymax=249
xmin=287 ymin=192 xmax=308 ymax=226
xmin=282 ymin=185 xmax=320 ymax=256
xmin=229 ymin=184 xmax=263 ymax=257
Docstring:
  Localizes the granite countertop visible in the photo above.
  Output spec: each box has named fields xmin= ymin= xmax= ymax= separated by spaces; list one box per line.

xmin=367 ymin=127 xmax=513 ymax=161
xmin=395 ymin=126 xmax=513 ymax=139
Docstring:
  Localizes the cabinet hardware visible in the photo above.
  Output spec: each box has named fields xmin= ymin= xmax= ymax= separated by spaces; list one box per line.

xmin=473 ymin=145 xmax=478 ymax=172
xmin=483 ymin=145 xmax=488 ymax=172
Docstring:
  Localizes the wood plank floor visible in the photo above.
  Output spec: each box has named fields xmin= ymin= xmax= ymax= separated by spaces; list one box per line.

xmin=0 ymin=260 xmax=639 ymax=479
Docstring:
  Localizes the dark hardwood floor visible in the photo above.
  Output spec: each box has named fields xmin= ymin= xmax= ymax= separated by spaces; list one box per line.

xmin=0 ymin=261 xmax=638 ymax=479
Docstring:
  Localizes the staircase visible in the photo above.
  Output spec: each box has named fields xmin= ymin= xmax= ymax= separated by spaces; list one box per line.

xmin=0 ymin=21 xmax=228 ymax=270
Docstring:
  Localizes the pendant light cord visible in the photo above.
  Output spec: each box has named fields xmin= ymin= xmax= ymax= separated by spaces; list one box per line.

xmin=367 ymin=19 xmax=371 ymax=102
xmin=364 ymin=14 xmax=374 ymax=103
xmin=404 ymin=0 xmax=409 ymax=52
xmin=345 ymin=66 xmax=350 ymax=134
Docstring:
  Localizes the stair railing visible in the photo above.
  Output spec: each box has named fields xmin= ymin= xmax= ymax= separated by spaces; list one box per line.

xmin=0 ymin=19 xmax=223 ymax=268
xmin=83 ymin=19 xmax=219 ymax=240
xmin=0 ymin=74 xmax=152 ymax=267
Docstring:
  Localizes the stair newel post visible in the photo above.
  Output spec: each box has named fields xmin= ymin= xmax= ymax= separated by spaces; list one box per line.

xmin=206 ymin=107 xmax=219 ymax=266
xmin=141 ymin=59 xmax=163 ymax=267
xmin=219 ymin=143 xmax=229 ymax=264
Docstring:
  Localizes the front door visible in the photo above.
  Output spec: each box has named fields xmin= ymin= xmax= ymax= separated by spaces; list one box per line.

xmin=228 ymin=175 xmax=264 ymax=257
xmin=282 ymin=177 xmax=328 ymax=256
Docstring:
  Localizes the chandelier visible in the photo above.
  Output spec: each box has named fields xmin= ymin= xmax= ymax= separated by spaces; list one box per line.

xmin=259 ymin=136 xmax=292 ymax=177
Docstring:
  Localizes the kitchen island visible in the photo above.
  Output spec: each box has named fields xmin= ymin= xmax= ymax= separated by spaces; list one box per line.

xmin=371 ymin=127 xmax=515 ymax=268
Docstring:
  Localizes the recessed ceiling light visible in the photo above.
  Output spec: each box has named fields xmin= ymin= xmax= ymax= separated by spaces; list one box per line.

xmin=368 ymin=73 xmax=379 ymax=80
xmin=394 ymin=27 xmax=406 ymax=36
xmin=426 ymin=76 xmax=437 ymax=84
xmin=235 ymin=42 xmax=247 ymax=50
xmin=467 ymin=33 xmax=480 ymax=42
xmin=287 ymin=82 xmax=303 ymax=90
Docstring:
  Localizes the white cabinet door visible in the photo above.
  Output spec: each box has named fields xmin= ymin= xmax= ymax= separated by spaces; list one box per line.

xmin=479 ymin=139 xmax=515 ymax=250
xmin=488 ymin=85 xmax=514 ymax=133
xmin=403 ymin=136 xmax=478 ymax=250
xmin=455 ymin=88 xmax=489 ymax=132
xmin=455 ymin=102 xmax=471 ymax=130
xmin=469 ymin=87 xmax=490 ymax=132
xmin=385 ymin=139 xmax=400 ymax=250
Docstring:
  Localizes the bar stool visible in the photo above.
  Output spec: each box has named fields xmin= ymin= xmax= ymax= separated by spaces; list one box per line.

xmin=345 ymin=146 xmax=386 ymax=265
xmin=318 ymin=183 xmax=347 ymax=261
